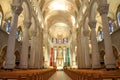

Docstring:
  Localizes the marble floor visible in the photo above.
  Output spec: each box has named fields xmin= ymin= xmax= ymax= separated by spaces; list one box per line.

xmin=48 ymin=71 xmax=72 ymax=80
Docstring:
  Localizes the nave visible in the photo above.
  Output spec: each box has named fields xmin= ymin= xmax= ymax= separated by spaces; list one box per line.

xmin=0 ymin=0 xmax=120 ymax=80
xmin=48 ymin=71 xmax=72 ymax=80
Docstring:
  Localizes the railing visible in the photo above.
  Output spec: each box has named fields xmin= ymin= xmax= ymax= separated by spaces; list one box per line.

xmin=64 ymin=69 xmax=120 ymax=80
xmin=0 ymin=68 xmax=56 ymax=80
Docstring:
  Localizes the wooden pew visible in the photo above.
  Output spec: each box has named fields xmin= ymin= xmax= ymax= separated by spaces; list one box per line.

xmin=0 ymin=70 xmax=38 ymax=80
xmin=99 ymin=70 xmax=120 ymax=80
xmin=64 ymin=69 xmax=120 ymax=80
xmin=0 ymin=68 xmax=56 ymax=80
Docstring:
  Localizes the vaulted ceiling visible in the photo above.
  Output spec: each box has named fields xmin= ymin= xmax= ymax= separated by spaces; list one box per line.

xmin=0 ymin=0 xmax=120 ymax=47
xmin=42 ymin=0 xmax=79 ymax=39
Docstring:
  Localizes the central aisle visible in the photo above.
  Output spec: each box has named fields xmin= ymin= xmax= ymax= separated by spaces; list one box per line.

xmin=48 ymin=71 xmax=72 ymax=80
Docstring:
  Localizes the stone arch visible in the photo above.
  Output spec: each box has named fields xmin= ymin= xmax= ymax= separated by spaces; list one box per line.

xmin=108 ymin=12 xmax=114 ymax=20
xmin=0 ymin=46 xmax=7 ymax=68
xmin=0 ymin=5 xmax=4 ymax=17
xmin=22 ymin=0 xmax=31 ymax=21
xmin=112 ymin=45 xmax=119 ymax=59
xmin=88 ymin=0 xmax=102 ymax=39
xmin=89 ymin=0 xmax=109 ymax=21
xmin=29 ymin=16 xmax=37 ymax=37
xmin=83 ymin=15 xmax=89 ymax=30
xmin=116 ymin=5 xmax=120 ymax=27
xmin=0 ymin=5 xmax=4 ymax=27
xmin=89 ymin=0 xmax=98 ymax=21
xmin=42 ymin=0 xmax=78 ymax=15
xmin=83 ymin=16 xmax=90 ymax=44
xmin=112 ymin=45 xmax=120 ymax=68
xmin=80 ymin=24 xmax=84 ymax=37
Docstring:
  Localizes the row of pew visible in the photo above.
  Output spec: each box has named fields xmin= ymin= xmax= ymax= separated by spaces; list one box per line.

xmin=0 ymin=68 xmax=56 ymax=80
xmin=64 ymin=69 xmax=120 ymax=80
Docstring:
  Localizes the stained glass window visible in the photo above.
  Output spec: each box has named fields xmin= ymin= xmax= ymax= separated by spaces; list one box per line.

xmin=117 ymin=12 xmax=120 ymax=27
xmin=0 ymin=12 xmax=2 ymax=26
xmin=109 ymin=20 xmax=113 ymax=34
xmin=98 ymin=28 xmax=103 ymax=41
xmin=16 ymin=27 xmax=22 ymax=41
xmin=53 ymin=38 xmax=57 ymax=44
xmin=6 ymin=20 xmax=10 ymax=34
xmin=63 ymin=38 xmax=67 ymax=43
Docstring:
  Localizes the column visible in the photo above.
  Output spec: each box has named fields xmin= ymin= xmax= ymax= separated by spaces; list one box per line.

xmin=37 ymin=36 xmax=41 ymax=68
xmin=71 ymin=31 xmax=77 ymax=68
xmin=50 ymin=48 xmax=54 ymax=66
xmin=44 ymin=47 xmax=49 ymax=67
xmin=77 ymin=29 xmax=83 ymax=68
xmin=89 ymin=21 xmax=101 ymax=69
xmin=20 ymin=20 xmax=31 ymax=69
xmin=34 ymin=32 xmax=40 ymax=68
xmin=67 ymin=48 xmax=70 ymax=66
xmin=65 ymin=48 xmax=67 ymax=66
xmin=83 ymin=30 xmax=91 ymax=68
xmin=54 ymin=47 xmax=57 ymax=67
xmin=81 ymin=36 xmax=86 ymax=68
xmin=98 ymin=3 xmax=116 ymax=69
xmin=72 ymin=51 xmax=76 ymax=68
xmin=39 ymin=31 xmax=44 ymax=68
xmin=29 ymin=31 xmax=36 ymax=68
xmin=4 ymin=4 xmax=23 ymax=69
xmin=34 ymin=36 xmax=38 ymax=68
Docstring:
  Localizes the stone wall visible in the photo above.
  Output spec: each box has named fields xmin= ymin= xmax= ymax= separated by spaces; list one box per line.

xmin=98 ymin=28 xmax=120 ymax=55
xmin=0 ymin=28 xmax=21 ymax=54
xmin=0 ymin=29 xmax=8 ymax=53
xmin=111 ymin=28 xmax=120 ymax=54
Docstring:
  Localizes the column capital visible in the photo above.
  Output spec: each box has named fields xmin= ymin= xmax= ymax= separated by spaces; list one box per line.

xmin=98 ymin=4 xmax=109 ymax=15
xmin=31 ymin=30 xmax=37 ymax=37
xmin=11 ymin=4 xmax=23 ymax=15
xmin=88 ymin=21 xmax=96 ymax=29
xmin=83 ymin=30 xmax=89 ymax=37
xmin=23 ymin=20 xmax=31 ymax=29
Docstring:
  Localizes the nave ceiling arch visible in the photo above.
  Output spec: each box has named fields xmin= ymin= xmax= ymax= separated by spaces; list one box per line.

xmin=41 ymin=0 xmax=80 ymax=46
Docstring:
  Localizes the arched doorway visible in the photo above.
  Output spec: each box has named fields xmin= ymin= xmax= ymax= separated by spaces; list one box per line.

xmin=14 ymin=51 xmax=20 ymax=68
xmin=112 ymin=46 xmax=120 ymax=68
xmin=100 ymin=47 xmax=120 ymax=69
xmin=100 ymin=50 xmax=105 ymax=68
xmin=0 ymin=46 xmax=7 ymax=69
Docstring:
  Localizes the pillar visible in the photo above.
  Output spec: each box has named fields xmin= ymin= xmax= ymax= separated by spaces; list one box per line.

xmin=20 ymin=20 xmax=31 ymax=69
xmin=34 ymin=30 xmax=43 ymax=69
xmin=81 ymin=36 xmax=86 ymax=68
xmin=77 ymin=28 xmax=83 ymax=68
xmin=71 ymin=31 xmax=77 ymax=68
xmin=29 ymin=31 xmax=36 ymax=68
xmin=34 ymin=36 xmax=38 ymax=68
xmin=98 ymin=3 xmax=116 ymax=69
xmin=72 ymin=51 xmax=76 ymax=68
xmin=39 ymin=31 xmax=44 ymax=68
xmin=66 ymin=48 xmax=70 ymax=66
xmin=4 ymin=3 xmax=23 ymax=69
xmin=65 ymin=48 xmax=67 ymax=66
xmin=89 ymin=21 xmax=101 ymax=69
xmin=44 ymin=47 xmax=49 ymax=67
xmin=34 ymin=32 xmax=40 ymax=68
xmin=50 ymin=48 xmax=54 ymax=66
xmin=83 ymin=30 xmax=91 ymax=68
